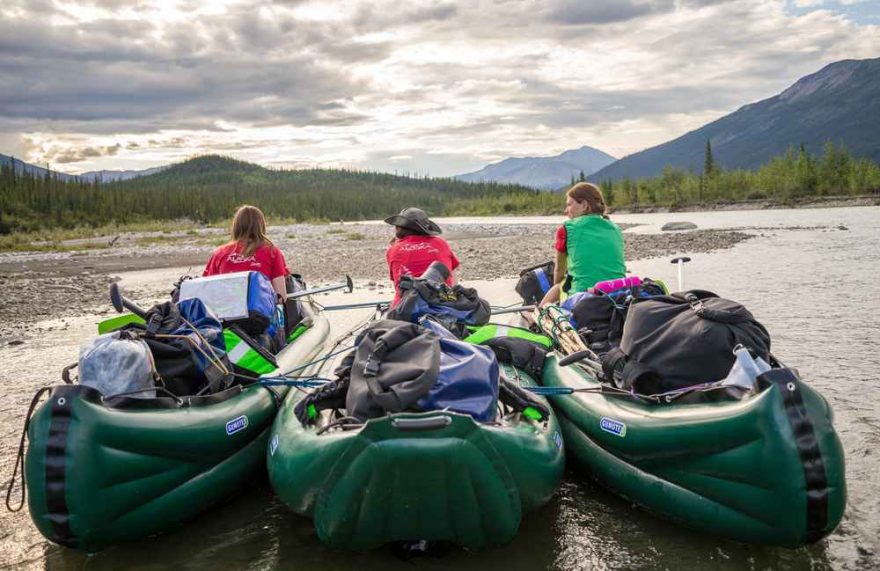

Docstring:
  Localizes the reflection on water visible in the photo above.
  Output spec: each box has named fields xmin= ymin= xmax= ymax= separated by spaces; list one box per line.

xmin=3 ymin=207 xmax=879 ymax=570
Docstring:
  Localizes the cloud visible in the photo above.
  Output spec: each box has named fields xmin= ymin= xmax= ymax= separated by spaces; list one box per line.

xmin=45 ymin=143 xmax=123 ymax=164
xmin=546 ymin=0 xmax=673 ymax=25
xmin=0 ymin=0 xmax=877 ymax=175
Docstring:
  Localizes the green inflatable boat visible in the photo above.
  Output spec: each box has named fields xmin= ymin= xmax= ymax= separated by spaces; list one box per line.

xmin=20 ymin=306 xmax=330 ymax=552
xmin=267 ymin=359 xmax=565 ymax=550
xmin=533 ymin=307 xmax=846 ymax=547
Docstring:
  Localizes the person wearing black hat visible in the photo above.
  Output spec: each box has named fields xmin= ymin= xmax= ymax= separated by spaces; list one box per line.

xmin=385 ymin=207 xmax=460 ymax=306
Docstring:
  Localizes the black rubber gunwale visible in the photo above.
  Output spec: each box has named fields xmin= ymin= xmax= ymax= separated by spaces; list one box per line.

xmin=758 ymin=368 xmax=829 ymax=543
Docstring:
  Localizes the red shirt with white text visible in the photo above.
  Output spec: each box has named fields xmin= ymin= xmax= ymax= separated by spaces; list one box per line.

xmin=386 ymin=235 xmax=460 ymax=305
xmin=203 ymin=242 xmax=289 ymax=281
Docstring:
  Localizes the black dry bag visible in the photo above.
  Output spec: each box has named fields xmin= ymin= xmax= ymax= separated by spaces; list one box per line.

xmin=611 ymin=290 xmax=771 ymax=393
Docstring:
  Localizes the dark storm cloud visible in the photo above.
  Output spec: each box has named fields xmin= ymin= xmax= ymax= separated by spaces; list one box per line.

xmin=545 ymin=0 xmax=674 ymax=25
xmin=350 ymin=2 xmax=459 ymax=31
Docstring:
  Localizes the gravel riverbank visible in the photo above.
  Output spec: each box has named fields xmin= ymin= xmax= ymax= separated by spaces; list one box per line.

xmin=0 ymin=221 xmax=754 ymax=342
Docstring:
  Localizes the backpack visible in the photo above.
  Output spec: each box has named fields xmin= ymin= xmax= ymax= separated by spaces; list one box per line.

xmin=569 ymin=279 xmax=667 ymax=356
xmin=386 ymin=276 xmax=491 ymax=335
xmin=283 ymin=273 xmax=308 ymax=341
xmin=515 ymin=261 xmax=555 ymax=304
xmin=338 ymin=319 xmax=499 ymax=423
xmin=130 ymin=298 xmax=232 ymax=396
xmin=602 ymin=290 xmax=771 ymax=394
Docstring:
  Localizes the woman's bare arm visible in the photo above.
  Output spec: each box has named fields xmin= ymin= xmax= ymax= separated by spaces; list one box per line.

xmin=554 ymin=250 xmax=567 ymax=284
xmin=272 ymin=276 xmax=288 ymax=302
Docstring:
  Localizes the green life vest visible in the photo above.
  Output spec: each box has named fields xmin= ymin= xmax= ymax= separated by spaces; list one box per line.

xmin=223 ymin=329 xmax=278 ymax=377
xmin=464 ymin=324 xmax=552 ymax=348
xmin=563 ymin=214 xmax=626 ymax=293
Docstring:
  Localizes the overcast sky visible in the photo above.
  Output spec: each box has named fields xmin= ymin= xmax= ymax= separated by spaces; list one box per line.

xmin=0 ymin=0 xmax=877 ymax=176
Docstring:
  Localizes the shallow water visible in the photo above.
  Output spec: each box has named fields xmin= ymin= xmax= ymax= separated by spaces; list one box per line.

xmin=1 ymin=207 xmax=878 ymax=570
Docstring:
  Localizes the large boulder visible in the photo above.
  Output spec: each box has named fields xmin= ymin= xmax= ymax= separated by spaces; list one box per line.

xmin=661 ymin=221 xmax=698 ymax=231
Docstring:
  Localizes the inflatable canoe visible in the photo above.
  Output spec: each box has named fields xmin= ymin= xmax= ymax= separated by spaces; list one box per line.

xmin=21 ymin=306 xmax=330 ymax=551
xmin=533 ymin=306 xmax=846 ymax=546
xmin=267 ymin=361 xmax=565 ymax=550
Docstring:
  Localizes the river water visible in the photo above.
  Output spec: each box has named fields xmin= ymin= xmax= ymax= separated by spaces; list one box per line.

xmin=1 ymin=207 xmax=878 ymax=570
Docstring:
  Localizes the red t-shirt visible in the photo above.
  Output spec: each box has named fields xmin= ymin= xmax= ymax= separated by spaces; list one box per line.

xmin=386 ymin=235 xmax=460 ymax=305
xmin=203 ymin=242 xmax=289 ymax=281
xmin=554 ymin=225 xmax=567 ymax=252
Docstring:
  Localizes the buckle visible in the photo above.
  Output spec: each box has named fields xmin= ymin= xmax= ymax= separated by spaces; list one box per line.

xmin=686 ymin=294 xmax=704 ymax=316
xmin=363 ymin=354 xmax=380 ymax=377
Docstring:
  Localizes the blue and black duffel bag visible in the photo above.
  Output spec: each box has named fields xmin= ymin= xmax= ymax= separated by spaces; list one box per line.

xmin=515 ymin=261 xmax=555 ymax=305
xmin=386 ymin=262 xmax=491 ymax=335
xmin=295 ymin=318 xmax=499 ymax=424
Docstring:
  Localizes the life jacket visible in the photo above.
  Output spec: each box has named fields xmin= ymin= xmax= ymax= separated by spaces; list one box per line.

xmin=464 ymin=324 xmax=552 ymax=379
xmin=223 ymin=326 xmax=278 ymax=378
xmin=563 ymin=214 xmax=625 ymax=293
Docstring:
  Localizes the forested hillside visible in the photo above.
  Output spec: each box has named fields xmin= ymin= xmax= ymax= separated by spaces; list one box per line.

xmin=2 ymin=147 xmax=878 ymax=235
xmin=0 ymin=155 xmax=555 ymax=233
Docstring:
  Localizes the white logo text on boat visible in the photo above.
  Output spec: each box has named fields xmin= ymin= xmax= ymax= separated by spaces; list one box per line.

xmin=226 ymin=415 xmax=249 ymax=435
xmin=600 ymin=417 xmax=627 ymax=437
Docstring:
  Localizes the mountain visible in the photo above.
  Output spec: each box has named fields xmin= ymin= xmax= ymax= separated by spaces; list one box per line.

xmin=455 ymin=145 xmax=617 ymax=189
xmin=591 ymin=58 xmax=880 ymax=181
xmin=79 ymin=165 xmax=167 ymax=182
xmin=0 ymin=153 xmax=81 ymax=182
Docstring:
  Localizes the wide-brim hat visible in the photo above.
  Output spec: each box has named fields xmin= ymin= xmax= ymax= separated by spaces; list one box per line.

xmin=384 ymin=207 xmax=442 ymax=235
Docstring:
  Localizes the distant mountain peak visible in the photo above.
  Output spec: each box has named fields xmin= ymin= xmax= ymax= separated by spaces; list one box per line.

xmin=590 ymin=57 xmax=880 ymax=182
xmin=779 ymin=59 xmax=866 ymax=103
xmin=455 ymin=145 xmax=616 ymax=190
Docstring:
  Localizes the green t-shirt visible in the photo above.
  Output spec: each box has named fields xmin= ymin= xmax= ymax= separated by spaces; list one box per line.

xmin=562 ymin=214 xmax=625 ymax=293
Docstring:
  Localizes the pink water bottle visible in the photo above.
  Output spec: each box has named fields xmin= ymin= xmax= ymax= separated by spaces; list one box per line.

xmin=593 ymin=275 xmax=641 ymax=294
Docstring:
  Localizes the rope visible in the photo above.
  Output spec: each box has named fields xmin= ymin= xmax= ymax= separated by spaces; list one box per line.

xmin=6 ymin=386 xmax=55 ymax=512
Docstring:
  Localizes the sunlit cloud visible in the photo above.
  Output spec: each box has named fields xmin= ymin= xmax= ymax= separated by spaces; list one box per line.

xmin=0 ymin=0 xmax=877 ymax=175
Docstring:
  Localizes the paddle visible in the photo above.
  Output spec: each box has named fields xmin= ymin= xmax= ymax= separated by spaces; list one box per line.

xmin=109 ymin=282 xmax=147 ymax=318
xmin=558 ymin=350 xmax=592 ymax=367
xmin=322 ymin=300 xmax=391 ymax=311
xmin=289 ymin=275 xmax=354 ymax=299
xmin=490 ymin=304 xmax=536 ymax=316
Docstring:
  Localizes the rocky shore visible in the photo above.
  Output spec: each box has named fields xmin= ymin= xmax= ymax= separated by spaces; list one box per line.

xmin=0 ymin=221 xmax=756 ymax=342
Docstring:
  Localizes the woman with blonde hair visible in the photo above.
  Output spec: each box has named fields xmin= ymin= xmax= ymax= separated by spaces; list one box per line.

xmin=540 ymin=182 xmax=625 ymax=305
xmin=203 ymin=205 xmax=289 ymax=300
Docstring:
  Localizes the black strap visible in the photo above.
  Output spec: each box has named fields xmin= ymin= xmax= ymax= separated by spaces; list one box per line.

xmin=757 ymin=368 xmax=829 ymax=543
xmin=5 ymin=386 xmax=55 ymax=512
xmin=519 ymin=260 xmax=553 ymax=276
xmin=562 ymin=274 xmax=573 ymax=294
xmin=498 ymin=376 xmax=550 ymax=420
xmin=44 ymin=385 xmax=85 ymax=547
